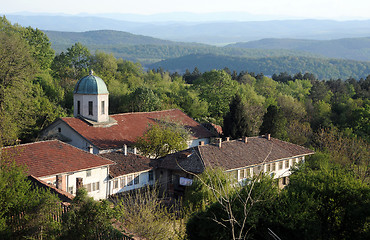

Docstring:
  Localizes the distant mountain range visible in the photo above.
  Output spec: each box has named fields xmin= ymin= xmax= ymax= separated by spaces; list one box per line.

xmin=227 ymin=38 xmax=370 ymax=61
xmin=6 ymin=14 xmax=370 ymax=44
xmin=45 ymin=30 xmax=319 ymax=64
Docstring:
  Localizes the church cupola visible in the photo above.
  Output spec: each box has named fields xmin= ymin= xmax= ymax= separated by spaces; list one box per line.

xmin=73 ymin=70 xmax=109 ymax=123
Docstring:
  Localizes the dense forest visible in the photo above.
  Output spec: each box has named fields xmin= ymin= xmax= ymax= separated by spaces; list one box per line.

xmin=149 ymin=53 xmax=370 ymax=79
xmin=1 ymin=16 xmax=369 ymax=239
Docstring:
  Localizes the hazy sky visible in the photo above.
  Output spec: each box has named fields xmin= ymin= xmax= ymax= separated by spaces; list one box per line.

xmin=1 ymin=0 xmax=369 ymax=20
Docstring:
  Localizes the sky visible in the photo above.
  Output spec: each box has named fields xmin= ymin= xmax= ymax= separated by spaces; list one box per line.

xmin=1 ymin=0 xmax=369 ymax=20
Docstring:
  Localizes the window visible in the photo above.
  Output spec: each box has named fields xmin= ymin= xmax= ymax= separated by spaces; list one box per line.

xmin=239 ymin=169 xmax=244 ymax=180
xmin=88 ymin=101 xmax=93 ymax=115
xmin=68 ymin=186 xmax=74 ymax=194
xmin=113 ymin=179 xmax=119 ymax=189
xmin=84 ymin=182 xmax=100 ymax=192
xmin=285 ymin=160 xmax=289 ymax=169
xmin=127 ymin=175 xmax=133 ymax=186
xmin=77 ymin=101 xmax=81 ymax=115
xmin=245 ymin=168 xmax=250 ymax=177
xmin=93 ymin=182 xmax=100 ymax=191
xmin=101 ymin=101 xmax=105 ymax=115
xmin=58 ymin=127 xmax=61 ymax=133
xmin=120 ymin=177 xmax=126 ymax=188
xmin=86 ymin=170 xmax=91 ymax=177
xmin=278 ymin=161 xmax=283 ymax=170
xmin=134 ymin=174 xmax=139 ymax=185
xmin=266 ymin=164 xmax=271 ymax=172
xmin=148 ymin=170 xmax=154 ymax=181
xmin=272 ymin=163 xmax=276 ymax=171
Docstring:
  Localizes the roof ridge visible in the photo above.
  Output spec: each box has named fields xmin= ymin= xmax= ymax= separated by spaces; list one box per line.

xmin=2 ymin=139 xmax=59 ymax=149
xmin=111 ymin=108 xmax=180 ymax=117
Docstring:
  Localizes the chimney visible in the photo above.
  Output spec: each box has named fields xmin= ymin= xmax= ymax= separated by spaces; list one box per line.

xmin=88 ymin=145 xmax=93 ymax=154
xmin=123 ymin=144 xmax=128 ymax=155
xmin=266 ymin=134 xmax=271 ymax=141
xmin=225 ymin=137 xmax=230 ymax=141
xmin=243 ymin=136 xmax=248 ymax=143
xmin=217 ymin=138 xmax=222 ymax=148
xmin=56 ymin=175 xmax=62 ymax=189
xmin=199 ymin=141 xmax=204 ymax=146
xmin=76 ymin=177 xmax=83 ymax=190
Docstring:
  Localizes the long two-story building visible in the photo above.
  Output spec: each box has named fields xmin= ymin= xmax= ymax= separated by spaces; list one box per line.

xmin=154 ymin=135 xmax=315 ymax=197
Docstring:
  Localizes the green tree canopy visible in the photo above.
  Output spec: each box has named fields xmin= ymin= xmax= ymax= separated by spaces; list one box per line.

xmin=193 ymin=70 xmax=238 ymax=123
xmin=135 ymin=121 xmax=190 ymax=159
xmin=259 ymin=105 xmax=288 ymax=140
xmin=273 ymin=159 xmax=370 ymax=239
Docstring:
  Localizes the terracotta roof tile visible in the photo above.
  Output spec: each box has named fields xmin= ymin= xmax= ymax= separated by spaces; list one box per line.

xmin=200 ymin=137 xmax=315 ymax=170
xmin=156 ymin=148 xmax=205 ymax=173
xmin=99 ymin=151 xmax=152 ymax=177
xmin=61 ymin=109 xmax=215 ymax=150
xmin=158 ymin=136 xmax=314 ymax=172
xmin=2 ymin=140 xmax=114 ymax=177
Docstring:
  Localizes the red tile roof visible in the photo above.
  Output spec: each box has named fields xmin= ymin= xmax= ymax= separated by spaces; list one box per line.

xmin=99 ymin=151 xmax=152 ymax=177
xmin=61 ymin=109 xmax=215 ymax=150
xmin=2 ymin=140 xmax=114 ymax=177
xmin=157 ymin=136 xmax=314 ymax=172
xmin=199 ymin=137 xmax=315 ymax=171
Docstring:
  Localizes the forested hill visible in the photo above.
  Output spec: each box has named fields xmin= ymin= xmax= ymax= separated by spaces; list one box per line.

xmin=45 ymin=30 xmax=197 ymax=47
xmin=227 ymin=37 xmax=370 ymax=61
xmin=149 ymin=54 xmax=370 ymax=80
xmin=45 ymin=30 xmax=318 ymax=64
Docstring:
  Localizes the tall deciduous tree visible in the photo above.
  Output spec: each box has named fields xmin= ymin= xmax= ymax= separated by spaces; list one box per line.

xmin=135 ymin=122 xmax=190 ymax=159
xmin=223 ymin=94 xmax=250 ymax=139
xmin=0 ymin=31 xmax=38 ymax=145
xmin=193 ymin=70 xmax=238 ymax=123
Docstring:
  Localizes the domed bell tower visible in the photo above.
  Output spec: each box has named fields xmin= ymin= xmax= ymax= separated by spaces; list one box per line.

xmin=73 ymin=70 xmax=109 ymax=123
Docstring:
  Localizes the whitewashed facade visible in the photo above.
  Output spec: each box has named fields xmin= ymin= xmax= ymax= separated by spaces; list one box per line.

xmin=39 ymin=166 xmax=110 ymax=200
xmin=109 ymin=169 xmax=154 ymax=195
xmin=229 ymin=156 xmax=305 ymax=187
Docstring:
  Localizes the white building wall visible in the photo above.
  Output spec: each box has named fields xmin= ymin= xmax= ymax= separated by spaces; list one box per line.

xmin=234 ymin=156 xmax=306 ymax=182
xmin=109 ymin=170 xmax=154 ymax=195
xmin=39 ymin=166 xmax=110 ymax=200
xmin=66 ymin=166 xmax=110 ymax=200
xmin=42 ymin=121 xmax=100 ymax=154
